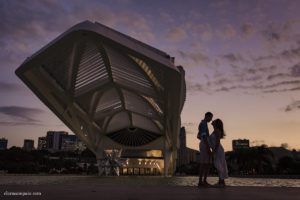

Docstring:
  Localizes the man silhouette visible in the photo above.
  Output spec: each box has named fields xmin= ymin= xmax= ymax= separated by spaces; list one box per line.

xmin=197 ymin=112 xmax=213 ymax=187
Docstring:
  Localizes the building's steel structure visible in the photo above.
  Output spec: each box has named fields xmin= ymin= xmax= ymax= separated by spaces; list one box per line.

xmin=15 ymin=21 xmax=186 ymax=175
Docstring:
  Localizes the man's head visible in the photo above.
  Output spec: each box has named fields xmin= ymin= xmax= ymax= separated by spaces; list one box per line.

xmin=204 ymin=112 xmax=213 ymax=122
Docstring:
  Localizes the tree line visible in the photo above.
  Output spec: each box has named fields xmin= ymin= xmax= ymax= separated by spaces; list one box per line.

xmin=176 ymin=145 xmax=300 ymax=176
xmin=0 ymin=147 xmax=98 ymax=174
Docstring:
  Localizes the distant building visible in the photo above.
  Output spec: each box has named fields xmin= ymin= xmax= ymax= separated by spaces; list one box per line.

xmin=176 ymin=127 xmax=200 ymax=168
xmin=0 ymin=138 xmax=8 ymax=150
xmin=23 ymin=139 xmax=34 ymax=151
xmin=232 ymin=139 xmax=250 ymax=151
xmin=179 ymin=126 xmax=186 ymax=148
xmin=46 ymin=131 xmax=68 ymax=151
xmin=61 ymin=134 xmax=77 ymax=151
xmin=38 ymin=137 xmax=47 ymax=150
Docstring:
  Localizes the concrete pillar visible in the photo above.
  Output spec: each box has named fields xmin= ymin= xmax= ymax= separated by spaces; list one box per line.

xmin=94 ymin=134 xmax=105 ymax=176
xmin=96 ymin=148 xmax=105 ymax=176
xmin=97 ymin=158 xmax=105 ymax=176
xmin=163 ymin=149 xmax=172 ymax=176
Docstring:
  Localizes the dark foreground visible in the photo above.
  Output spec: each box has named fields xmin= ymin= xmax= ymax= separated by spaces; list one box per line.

xmin=1 ymin=185 xmax=299 ymax=200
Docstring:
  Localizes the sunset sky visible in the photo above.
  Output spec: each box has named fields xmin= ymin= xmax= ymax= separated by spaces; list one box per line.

xmin=0 ymin=0 xmax=300 ymax=151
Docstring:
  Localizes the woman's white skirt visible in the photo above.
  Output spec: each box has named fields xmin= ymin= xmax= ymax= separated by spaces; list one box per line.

xmin=214 ymin=144 xmax=228 ymax=179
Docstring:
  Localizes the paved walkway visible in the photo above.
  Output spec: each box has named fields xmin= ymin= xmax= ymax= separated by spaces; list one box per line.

xmin=1 ymin=185 xmax=299 ymax=200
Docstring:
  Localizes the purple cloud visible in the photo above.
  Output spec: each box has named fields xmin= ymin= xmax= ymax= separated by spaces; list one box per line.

xmin=285 ymin=100 xmax=300 ymax=112
xmin=0 ymin=81 xmax=25 ymax=93
xmin=0 ymin=106 xmax=45 ymax=122
xmin=165 ymin=27 xmax=187 ymax=42
xmin=291 ymin=63 xmax=300 ymax=77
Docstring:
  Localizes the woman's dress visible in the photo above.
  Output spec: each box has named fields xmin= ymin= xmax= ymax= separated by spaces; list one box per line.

xmin=209 ymin=132 xmax=228 ymax=179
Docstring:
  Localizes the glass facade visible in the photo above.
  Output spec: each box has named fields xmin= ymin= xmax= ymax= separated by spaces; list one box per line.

xmin=120 ymin=167 xmax=160 ymax=176
xmin=118 ymin=157 xmax=163 ymax=175
xmin=0 ymin=138 xmax=8 ymax=150
xmin=232 ymin=139 xmax=250 ymax=151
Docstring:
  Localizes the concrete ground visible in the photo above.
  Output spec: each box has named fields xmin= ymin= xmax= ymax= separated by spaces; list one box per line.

xmin=1 ymin=185 xmax=299 ymax=200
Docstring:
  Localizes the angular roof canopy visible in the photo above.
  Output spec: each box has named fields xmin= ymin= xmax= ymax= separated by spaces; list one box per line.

xmin=16 ymin=21 xmax=186 ymax=149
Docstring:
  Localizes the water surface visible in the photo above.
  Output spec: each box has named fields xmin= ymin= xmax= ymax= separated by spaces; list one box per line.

xmin=1 ymin=175 xmax=300 ymax=187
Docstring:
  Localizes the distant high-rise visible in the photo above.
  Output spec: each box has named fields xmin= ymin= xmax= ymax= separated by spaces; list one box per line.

xmin=61 ymin=134 xmax=77 ymax=151
xmin=232 ymin=139 xmax=250 ymax=151
xmin=38 ymin=137 xmax=47 ymax=150
xmin=179 ymin=127 xmax=186 ymax=148
xmin=23 ymin=139 xmax=34 ymax=151
xmin=176 ymin=127 xmax=199 ymax=168
xmin=46 ymin=131 xmax=68 ymax=151
xmin=0 ymin=138 xmax=8 ymax=150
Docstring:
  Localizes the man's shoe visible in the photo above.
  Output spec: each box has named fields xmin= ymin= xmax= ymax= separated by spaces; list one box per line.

xmin=203 ymin=181 xmax=211 ymax=187
xmin=213 ymin=183 xmax=226 ymax=188
xmin=197 ymin=182 xmax=204 ymax=188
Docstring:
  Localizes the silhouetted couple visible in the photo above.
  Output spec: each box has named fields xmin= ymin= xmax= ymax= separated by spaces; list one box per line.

xmin=197 ymin=112 xmax=228 ymax=188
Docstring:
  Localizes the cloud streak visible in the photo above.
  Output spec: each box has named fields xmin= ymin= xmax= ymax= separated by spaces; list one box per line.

xmin=222 ymin=53 xmax=246 ymax=63
xmin=263 ymin=86 xmax=300 ymax=94
xmin=0 ymin=106 xmax=45 ymax=123
xmin=285 ymin=100 xmax=300 ymax=112
xmin=240 ymin=23 xmax=256 ymax=40
xmin=0 ymin=0 xmax=154 ymax=69
xmin=186 ymin=82 xmax=204 ymax=93
xmin=0 ymin=121 xmax=44 ymax=126
xmin=261 ymin=20 xmax=300 ymax=45
xmin=291 ymin=63 xmax=300 ymax=77
xmin=165 ymin=27 xmax=187 ymax=42
xmin=177 ymin=49 xmax=210 ymax=64
xmin=0 ymin=81 xmax=25 ymax=93
xmin=215 ymin=80 xmax=300 ymax=92
xmin=216 ymin=24 xmax=236 ymax=40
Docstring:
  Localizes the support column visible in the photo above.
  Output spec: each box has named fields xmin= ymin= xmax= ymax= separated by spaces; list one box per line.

xmin=94 ymin=133 xmax=106 ymax=176
xmin=172 ymin=150 xmax=177 ymax=174
xmin=163 ymin=149 xmax=172 ymax=176
xmin=96 ymin=149 xmax=105 ymax=176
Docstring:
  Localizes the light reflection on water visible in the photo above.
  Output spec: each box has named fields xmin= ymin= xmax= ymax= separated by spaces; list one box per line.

xmin=1 ymin=176 xmax=300 ymax=187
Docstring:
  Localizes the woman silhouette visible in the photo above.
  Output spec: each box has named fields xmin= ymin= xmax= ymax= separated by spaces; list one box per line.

xmin=210 ymin=119 xmax=228 ymax=187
